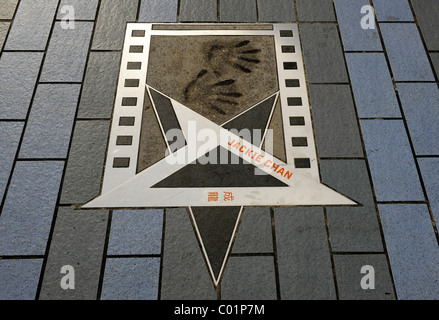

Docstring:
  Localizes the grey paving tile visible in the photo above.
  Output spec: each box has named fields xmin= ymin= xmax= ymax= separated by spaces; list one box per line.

xmin=397 ymin=83 xmax=439 ymax=155
xmin=379 ymin=204 xmax=439 ymax=299
xmin=40 ymin=22 xmax=94 ymax=82
xmin=161 ymin=208 xmax=217 ymax=300
xmin=418 ymin=158 xmax=439 ymax=226
xmin=220 ymin=0 xmax=257 ymax=22
xmin=309 ymin=84 xmax=363 ymax=158
xmin=0 ymin=259 xmax=43 ymax=300
xmin=232 ymin=207 xmax=272 ymax=254
xmin=60 ymin=120 xmax=110 ymax=204
xmin=221 ymin=256 xmax=277 ymax=300
xmin=107 ymin=210 xmax=163 ymax=255
xmin=92 ymin=0 xmax=138 ymax=50
xmin=39 ymin=207 xmax=109 ymax=300
xmin=346 ymin=53 xmax=400 ymax=118
xmin=274 ymin=207 xmax=336 ymax=300
xmin=0 ymin=0 xmax=18 ymax=19
xmin=334 ymin=254 xmax=395 ymax=300
xmin=360 ymin=120 xmax=425 ymax=202
xmin=431 ymin=52 xmax=439 ymax=76
xmin=0 ymin=22 xmax=10 ymax=49
xmin=0 ymin=161 xmax=64 ymax=256
xmin=257 ymin=0 xmax=295 ymax=22
xmin=4 ymin=0 xmax=58 ymax=50
xmin=0 ymin=122 xmax=23 ymax=201
xmin=57 ymin=0 xmax=99 ymax=20
xmin=296 ymin=0 xmax=335 ymax=22
xmin=101 ymin=258 xmax=160 ymax=300
xmin=0 ymin=52 xmax=43 ymax=120
xmin=299 ymin=24 xmax=348 ymax=83
xmin=180 ymin=0 xmax=217 ymax=22
xmin=139 ymin=0 xmax=178 ymax=22
xmin=77 ymin=52 xmax=121 ymax=119
xmin=334 ymin=0 xmax=382 ymax=51
xmin=320 ymin=160 xmax=384 ymax=252
xmin=380 ymin=23 xmax=435 ymax=81
xmin=372 ymin=0 xmax=413 ymax=21
xmin=411 ymin=0 xmax=439 ymax=51
xmin=19 ymin=84 xmax=81 ymax=159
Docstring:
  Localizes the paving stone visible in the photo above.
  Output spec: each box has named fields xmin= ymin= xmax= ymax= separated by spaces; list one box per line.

xmin=220 ymin=0 xmax=257 ymax=22
xmin=431 ymin=53 xmax=439 ymax=76
xmin=274 ymin=207 xmax=336 ymax=300
xmin=299 ymin=24 xmax=348 ymax=83
xmin=0 ymin=122 xmax=23 ymax=201
xmin=309 ymin=85 xmax=364 ymax=158
xmin=101 ymin=258 xmax=160 ymax=300
xmin=160 ymin=208 xmax=217 ymax=300
xmin=380 ymin=23 xmax=435 ymax=81
xmin=39 ymin=207 xmax=109 ymax=300
xmin=296 ymin=0 xmax=335 ymax=22
xmin=19 ymin=84 xmax=81 ymax=159
xmin=0 ymin=259 xmax=43 ymax=300
xmin=180 ymin=0 xmax=217 ymax=22
xmin=40 ymin=22 xmax=94 ymax=83
xmin=60 ymin=121 xmax=110 ymax=204
xmin=411 ymin=0 xmax=439 ymax=51
xmin=320 ymin=160 xmax=384 ymax=252
xmin=221 ymin=256 xmax=277 ymax=300
xmin=379 ymin=204 xmax=439 ymax=299
xmin=0 ymin=22 xmax=10 ymax=49
xmin=360 ymin=120 xmax=425 ymax=202
xmin=92 ymin=0 xmax=139 ymax=50
xmin=418 ymin=158 xmax=439 ymax=226
xmin=232 ymin=207 xmax=272 ymax=254
xmin=4 ymin=0 xmax=58 ymax=50
xmin=139 ymin=0 xmax=178 ymax=22
xmin=257 ymin=0 xmax=295 ymax=22
xmin=0 ymin=161 xmax=64 ymax=256
xmin=0 ymin=52 xmax=43 ymax=120
xmin=77 ymin=52 xmax=121 ymax=119
xmin=334 ymin=0 xmax=382 ymax=51
xmin=57 ymin=0 xmax=99 ymax=20
xmin=372 ymin=0 xmax=413 ymax=21
xmin=397 ymin=83 xmax=439 ymax=155
xmin=0 ymin=0 xmax=18 ymax=19
xmin=346 ymin=53 xmax=400 ymax=118
xmin=107 ymin=210 xmax=163 ymax=255
xmin=334 ymin=254 xmax=395 ymax=300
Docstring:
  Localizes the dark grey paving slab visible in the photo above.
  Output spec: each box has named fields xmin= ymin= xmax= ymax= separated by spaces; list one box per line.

xmin=57 ymin=0 xmax=99 ymax=20
xmin=101 ymin=258 xmax=160 ymax=300
xmin=309 ymin=85 xmax=363 ymax=158
xmin=107 ymin=210 xmax=163 ymax=255
xmin=274 ymin=207 xmax=336 ymax=300
xmin=40 ymin=22 xmax=94 ymax=82
xmin=0 ymin=161 xmax=64 ymax=256
xmin=161 ymin=208 xmax=217 ymax=300
xmin=372 ymin=0 xmax=413 ymax=21
xmin=346 ymin=53 xmax=400 ymax=118
xmin=0 ymin=0 xmax=18 ymax=19
xmin=220 ymin=0 xmax=257 ymax=22
xmin=360 ymin=120 xmax=425 ymax=201
xmin=299 ymin=24 xmax=348 ymax=83
xmin=221 ymin=256 xmax=277 ymax=300
xmin=0 ymin=22 xmax=9 ymax=49
xmin=232 ymin=207 xmax=272 ymax=254
xmin=0 ymin=52 xmax=43 ymax=120
xmin=334 ymin=254 xmax=395 ymax=300
xmin=139 ymin=0 xmax=178 ymax=22
xmin=397 ymin=83 xmax=439 ymax=155
xmin=411 ymin=0 xmax=439 ymax=51
xmin=4 ymin=0 xmax=58 ymax=50
xmin=257 ymin=0 xmax=295 ymax=22
xmin=431 ymin=52 xmax=439 ymax=76
xmin=60 ymin=121 xmax=110 ymax=204
xmin=379 ymin=204 xmax=439 ymax=299
xmin=418 ymin=158 xmax=439 ymax=226
xmin=77 ymin=52 xmax=121 ymax=119
xmin=296 ymin=0 xmax=335 ymax=22
xmin=180 ymin=0 xmax=217 ymax=22
xmin=380 ymin=23 xmax=435 ymax=81
xmin=92 ymin=0 xmax=138 ymax=50
xmin=19 ymin=84 xmax=80 ymax=159
xmin=0 ymin=259 xmax=43 ymax=300
xmin=39 ymin=207 xmax=109 ymax=300
xmin=334 ymin=0 xmax=382 ymax=51
xmin=320 ymin=160 xmax=384 ymax=252
xmin=0 ymin=122 xmax=23 ymax=201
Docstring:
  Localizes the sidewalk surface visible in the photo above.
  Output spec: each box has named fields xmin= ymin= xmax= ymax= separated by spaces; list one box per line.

xmin=0 ymin=0 xmax=438 ymax=300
